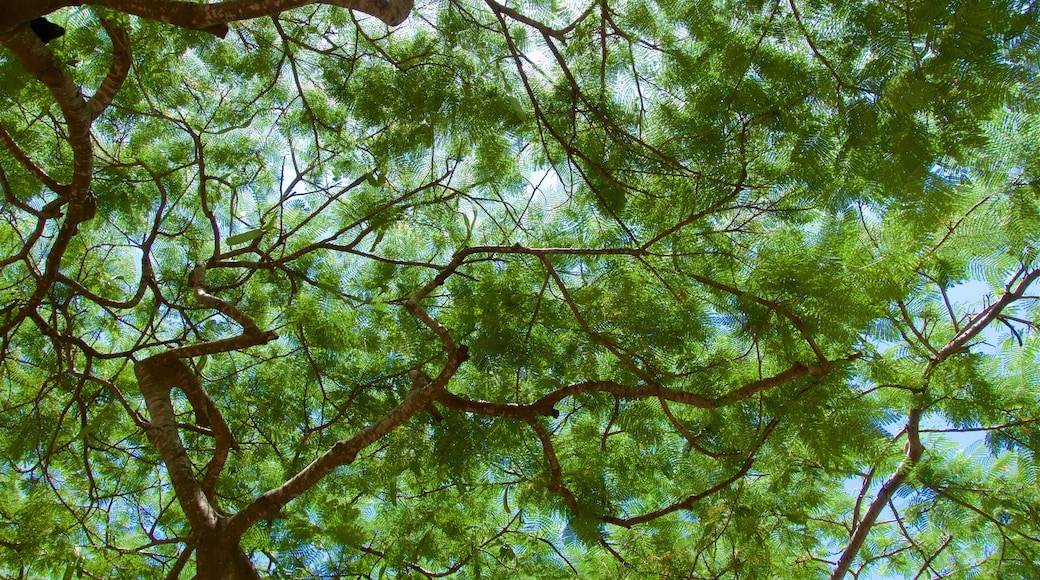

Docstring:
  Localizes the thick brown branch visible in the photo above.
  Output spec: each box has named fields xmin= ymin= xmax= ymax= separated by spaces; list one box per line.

xmin=133 ymin=266 xmax=278 ymax=537
xmin=0 ymin=21 xmax=97 ymax=337
xmin=86 ymin=18 xmax=132 ymax=120
xmin=2 ymin=0 xmax=412 ymax=35
xmin=226 ymin=346 xmax=469 ymax=538
xmin=830 ymin=269 xmax=1040 ymax=577
xmin=135 ymin=357 xmax=218 ymax=529
xmin=933 ymin=266 xmax=1040 ymax=364
xmin=529 ymin=419 xmax=579 ymax=514
xmin=484 ymin=0 xmax=594 ymax=39
xmin=435 ymin=356 xmax=855 ymax=419
xmin=830 ymin=408 xmax=923 ymax=579
xmin=0 ymin=22 xmax=92 ymax=200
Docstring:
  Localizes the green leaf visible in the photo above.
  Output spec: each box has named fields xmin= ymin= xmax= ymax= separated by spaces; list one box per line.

xmin=3 ymin=2 xmax=1039 ymax=578
xmin=226 ymin=228 xmax=263 ymax=246
xmin=367 ymin=167 xmax=386 ymax=186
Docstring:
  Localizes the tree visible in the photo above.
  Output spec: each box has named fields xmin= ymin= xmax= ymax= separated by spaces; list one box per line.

xmin=1 ymin=0 xmax=1038 ymax=577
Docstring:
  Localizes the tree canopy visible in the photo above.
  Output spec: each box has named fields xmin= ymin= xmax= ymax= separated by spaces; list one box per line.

xmin=2 ymin=0 xmax=1039 ymax=577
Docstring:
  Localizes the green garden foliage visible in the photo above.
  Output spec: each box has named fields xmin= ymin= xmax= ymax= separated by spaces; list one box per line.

xmin=1 ymin=0 xmax=1039 ymax=577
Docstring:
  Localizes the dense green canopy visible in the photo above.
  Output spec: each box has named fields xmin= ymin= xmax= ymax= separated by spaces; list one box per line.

xmin=2 ymin=0 xmax=1039 ymax=577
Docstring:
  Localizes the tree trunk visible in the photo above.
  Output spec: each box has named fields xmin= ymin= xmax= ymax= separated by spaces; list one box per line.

xmin=195 ymin=525 xmax=261 ymax=580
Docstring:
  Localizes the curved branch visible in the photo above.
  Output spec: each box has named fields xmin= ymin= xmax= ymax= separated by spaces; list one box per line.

xmin=788 ymin=0 xmax=869 ymax=93
xmin=529 ymin=419 xmax=579 ymax=514
xmin=602 ymin=418 xmax=780 ymax=528
xmin=226 ymin=344 xmax=469 ymax=538
xmin=933 ymin=266 xmax=1040 ymax=363
xmin=135 ymin=357 xmax=218 ymax=529
xmin=686 ymin=271 xmax=827 ymax=364
xmin=435 ymin=355 xmax=858 ymax=420
xmin=0 ymin=21 xmax=98 ymax=337
xmin=0 ymin=22 xmax=92 ymax=201
xmin=86 ymin=17 xmax=132 ymax=120
xmin=0 ymin=123 xmax=67 ymax=196
xmin=102 ymin=0 xmax=411 ymax=30
xmin=134 ymin=264 xmax=277 ymax=532
xmin=831 ymin=269 xmax=1040 ymax=577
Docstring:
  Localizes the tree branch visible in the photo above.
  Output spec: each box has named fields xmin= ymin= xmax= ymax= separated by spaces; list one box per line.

xmin=226 ymin=345 xmax=469 ymax=538
xmin=86 ymin=18 xmax=132 ymax=120
xmin=831 ymin=408 xmax=923 ymax=579
xmin=0 ymin=0 xmax=414 ymax=34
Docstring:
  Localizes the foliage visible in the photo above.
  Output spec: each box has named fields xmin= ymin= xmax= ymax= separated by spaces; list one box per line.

xmin=1 ymin=0 xmax=1040 ymax=577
